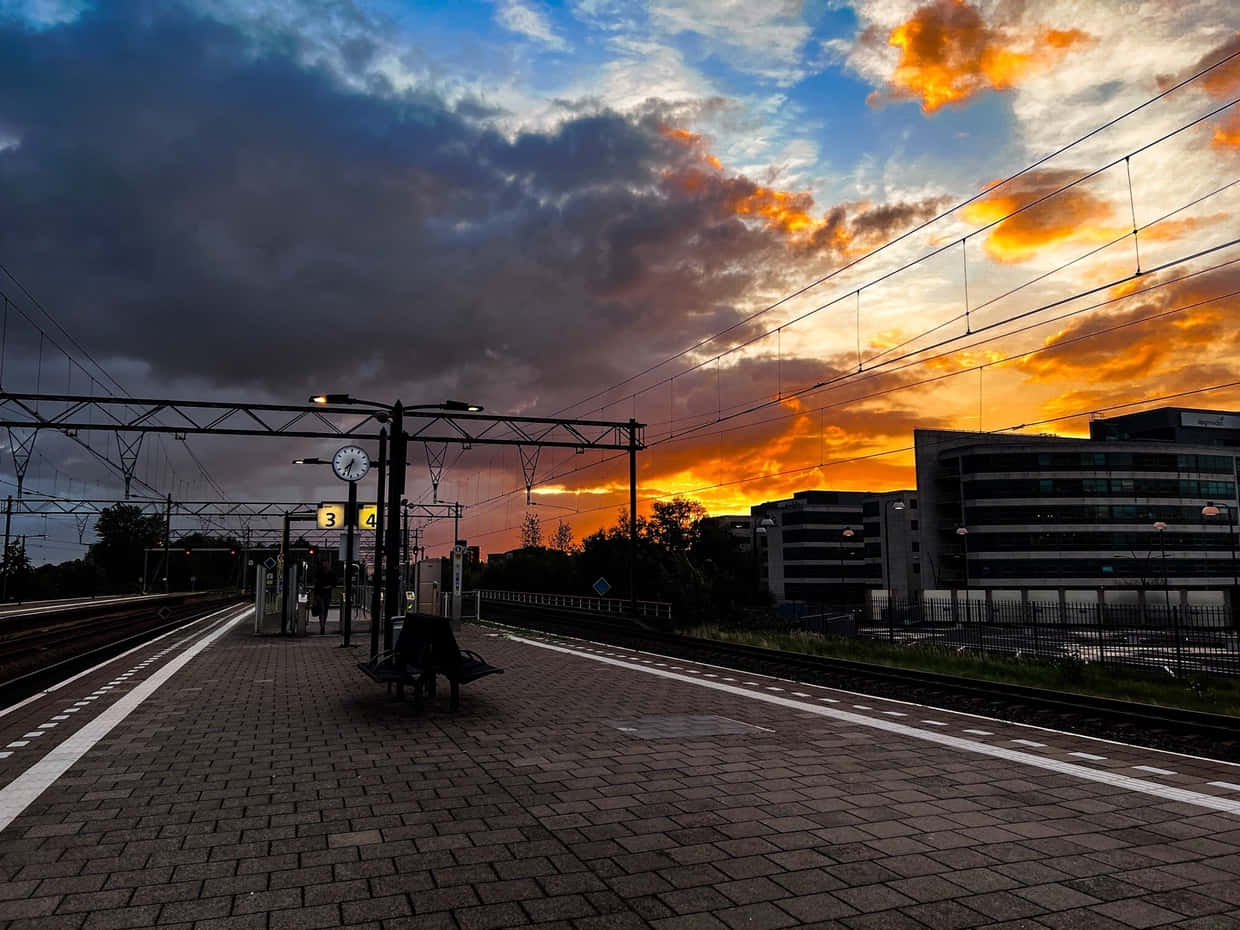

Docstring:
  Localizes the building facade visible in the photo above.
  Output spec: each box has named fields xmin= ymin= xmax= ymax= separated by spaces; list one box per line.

xmin=751 ymin=407 xmax=1239 ymax=611
xmin=914 ymin=412 xmax=1239 ymax=608
xmin=752 ymin=490 xmax=919 ymax=604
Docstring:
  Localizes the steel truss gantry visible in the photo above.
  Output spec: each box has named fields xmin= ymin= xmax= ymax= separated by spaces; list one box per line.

xmin=6 ymin=497 xmax=464 ymax=522
xmin=0 ymin=392 xmax=641 ymax=448
xmin=1 ymin=390 xmax=646 ymax=638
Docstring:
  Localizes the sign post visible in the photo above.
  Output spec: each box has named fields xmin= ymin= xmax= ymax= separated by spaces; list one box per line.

xmin=451 ymin=544 xmax=464 ymax=627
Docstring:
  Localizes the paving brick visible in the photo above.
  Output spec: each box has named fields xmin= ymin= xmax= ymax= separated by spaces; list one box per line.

xmin=520 ymin=892 xmax=597 ymax=922
xmin=455 ymin=901 xmax=528 ymax=930
xmin=0 ymin=893 xmax=62 ymax=919
xmin=659 ymin=885 xmax=735 ymax=914
xmin=716 ymin=901 xmax=802 ymax=929
xmin=268 ymin=902 xmax=341 ymax=929
xmin=79 ymin=904 xmax=162 ymax=930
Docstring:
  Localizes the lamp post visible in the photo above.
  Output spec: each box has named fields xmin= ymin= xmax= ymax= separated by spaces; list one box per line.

xmin=1202 ymin=502 xmax=1237 ymax=618
xmin=311 ymin=395 xmax=482 ymax=650
xmin=756 ymin=516 xmax=775 ymax=600
xmin=840 ymin=527 xmax=855 ymax=606
xmin=956 ymin=526 xmax=969 ymax=627
xmin=883 ymin=501 xmax=906 ymax=636
xmin=1153 ymin=519 xmax=1181 ymax=675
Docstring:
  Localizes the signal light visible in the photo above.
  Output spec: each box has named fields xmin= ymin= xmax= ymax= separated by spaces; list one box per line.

xmin=184 ymin=548 xmax=191 ymax=556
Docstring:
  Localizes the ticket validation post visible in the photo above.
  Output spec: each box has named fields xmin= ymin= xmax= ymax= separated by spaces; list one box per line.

xmin=327 ymin=445 xmax=370 ymax=647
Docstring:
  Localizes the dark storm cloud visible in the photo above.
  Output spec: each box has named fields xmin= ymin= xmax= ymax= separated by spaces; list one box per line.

xmin=0 ymin=0 xmax=808 ymax=417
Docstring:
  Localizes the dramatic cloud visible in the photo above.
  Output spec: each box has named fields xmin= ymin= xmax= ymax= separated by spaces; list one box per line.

xmin=1013 ymin=264 xmax=1240 ymax=386
xmin=867 ymin=0 xmax=1091 ymax=112
xmin=494 ymin=0 xmax=567 ymax=49
xmin=659 ymin=129 xmax=947 ymax=258
xmin=0 ymin=1 xmax=824 ymax=415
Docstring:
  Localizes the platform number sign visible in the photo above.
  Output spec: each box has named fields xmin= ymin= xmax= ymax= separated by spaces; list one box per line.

xmin=318 ymin=502 xmax=378 ymax=529
xmin=317 ymin=502 xmax=346 ymax=529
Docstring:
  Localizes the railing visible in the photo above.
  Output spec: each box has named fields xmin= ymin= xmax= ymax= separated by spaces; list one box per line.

xmin=474 ymin=589 xmax=673 ymax=620
xmin=794 ymin=596 xmax=1240 ymax=679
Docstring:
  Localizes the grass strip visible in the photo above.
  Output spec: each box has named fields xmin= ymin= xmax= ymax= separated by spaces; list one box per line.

xmin=683 ymin=624 xmax=1240 ymax=718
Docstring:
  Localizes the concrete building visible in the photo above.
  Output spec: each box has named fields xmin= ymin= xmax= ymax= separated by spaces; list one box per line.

xmin=751 ymin=407 xmax=1239 ymax=614
xmin=914 ymin=408 xmax=1239 ymax=611
xmin=752 ymin=490 xmax=918 ymax=604
xmin=708 ymin=515 xmax=753 ymax=551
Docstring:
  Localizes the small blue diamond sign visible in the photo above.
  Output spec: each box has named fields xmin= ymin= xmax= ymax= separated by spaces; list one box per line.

xmin=592 ymin=577 xmax=611 ymax=596
xmin=263 ymin=557 xmax=277 ymax=570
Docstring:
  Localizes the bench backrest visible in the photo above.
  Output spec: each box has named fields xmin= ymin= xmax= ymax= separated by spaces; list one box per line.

xmin=394 ymin=613 xmax=463 ymax=673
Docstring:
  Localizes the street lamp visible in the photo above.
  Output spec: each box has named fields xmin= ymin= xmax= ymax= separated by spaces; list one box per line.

xmin=1202 ymin=502 xmax=1237 ymax=596
xmin=308 ymin=394 xmax=482 ymax=650
xmin=956 ymin=526 xmax=969 ymax=626
xmin=840 ymin=527 xmax=855 ymax=605
xmin=310 ymin=395 xmax=482 ymax=413
xmin=882 ymin=501 xmax=906 ymax=635
xmin=755 ymin=517 xmax=775 ymax=597
xmin=1153 ymin=519 xmax=1182 ymax=674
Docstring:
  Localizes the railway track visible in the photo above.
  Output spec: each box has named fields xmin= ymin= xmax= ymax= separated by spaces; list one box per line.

xmin=480 ymin=603 xmax=1240 ymax=763
xmin=0 ymin=594 xmax=245 ymax=707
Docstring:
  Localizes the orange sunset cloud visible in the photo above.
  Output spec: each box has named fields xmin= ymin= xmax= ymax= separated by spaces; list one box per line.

xmin=659 ymin=126 xmax=945 ymax=255
xmin=877 ymin=0 xmax=1091 ymax=113
xmin=1158 ymin=32 xmax=1240 ymax=150
xmin=1014 ymin=266 xmax=1240 ymax=387
xmin=960 ymin=170 xmax=1222 ymax=264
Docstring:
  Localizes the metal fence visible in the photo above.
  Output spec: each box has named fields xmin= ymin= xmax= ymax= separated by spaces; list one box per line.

xmin=787 ymin=597 xmax=1240 ymax=679
xmin=476 ymin=589 xmax=673 ymax=620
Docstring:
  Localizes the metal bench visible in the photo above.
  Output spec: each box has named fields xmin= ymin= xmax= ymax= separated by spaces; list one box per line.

xmin=357 ymin=613 xmax=503 ymax=711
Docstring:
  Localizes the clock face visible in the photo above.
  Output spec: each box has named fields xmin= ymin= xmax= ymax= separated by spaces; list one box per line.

xmin=332 ymin=445 xmax=370 ymax=482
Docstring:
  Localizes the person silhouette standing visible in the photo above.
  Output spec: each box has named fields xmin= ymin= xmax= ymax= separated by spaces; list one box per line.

xmin=312 ymin=559 xmax=337 ymax=634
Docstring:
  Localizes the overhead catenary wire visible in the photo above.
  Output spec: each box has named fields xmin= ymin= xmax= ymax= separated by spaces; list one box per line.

xmin=454 ymin=378 xmax=1240 ymax=546
xmin=566 ymin=95 xmax=1240 ymax=431
xmin=430 ymin=62 xmax=1240 ymax=546
xmin=548 ymin=46 xmax=1240 ymax=420
xmin=457 ymin=249 xmax=1240 ymax=532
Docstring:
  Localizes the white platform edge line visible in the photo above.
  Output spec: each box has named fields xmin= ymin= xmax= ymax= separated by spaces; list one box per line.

xmin=0 ymin=606 xmax=253 ymax=834
xmin=509 ymin=635 xmax=1240 ymax=818
xmin=0 ymin=603 xmax=242 ymax=721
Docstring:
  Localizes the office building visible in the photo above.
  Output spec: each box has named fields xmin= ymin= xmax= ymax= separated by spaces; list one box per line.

xmin=914 ymin=409 xmax=1239 ymax=607
xmin=752 ymin=490 xmax=918 ymax=604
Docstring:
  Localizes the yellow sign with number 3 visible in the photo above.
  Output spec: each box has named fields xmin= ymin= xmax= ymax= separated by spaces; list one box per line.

xmin=316 ymin=503 xmax=345 ymax=529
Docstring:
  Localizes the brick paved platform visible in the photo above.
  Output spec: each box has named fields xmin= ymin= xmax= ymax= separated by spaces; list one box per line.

xmin=0 ymin=606 xmax=1238 ymax=929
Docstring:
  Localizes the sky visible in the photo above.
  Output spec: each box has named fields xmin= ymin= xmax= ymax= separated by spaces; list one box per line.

xmin=0 ymin=0 xmax=1237 ymax=563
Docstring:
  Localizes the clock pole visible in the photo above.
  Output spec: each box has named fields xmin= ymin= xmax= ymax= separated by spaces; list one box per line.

xmin=342 ymin=477 xmax=357 ymax=647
